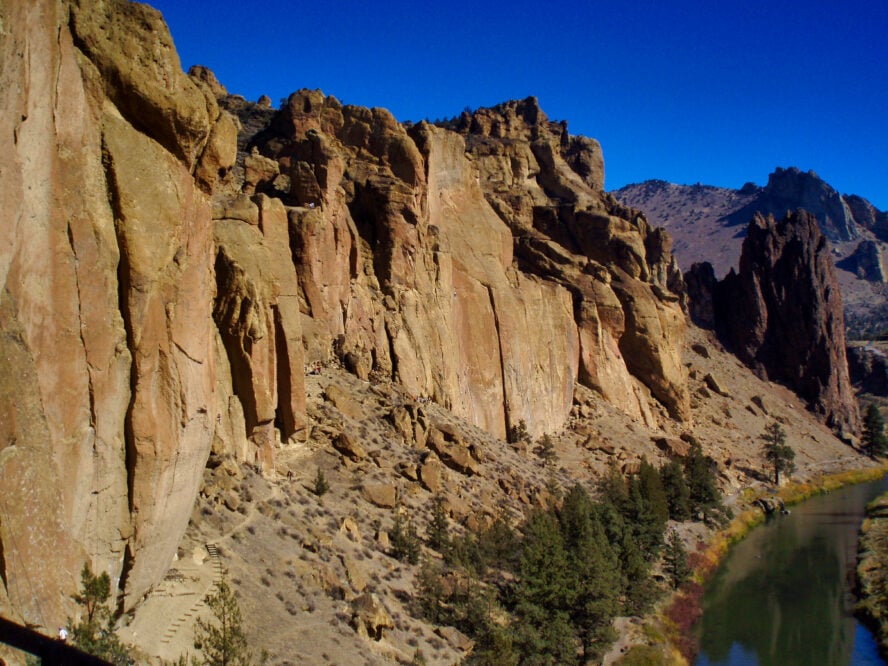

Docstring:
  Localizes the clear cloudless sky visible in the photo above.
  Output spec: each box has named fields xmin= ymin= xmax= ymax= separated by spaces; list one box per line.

xmin=148 ymin=0 xmax=887 ymax=209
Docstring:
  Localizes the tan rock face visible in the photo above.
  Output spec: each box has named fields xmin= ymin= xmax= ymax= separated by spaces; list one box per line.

xmin=0 ymin=0 xmax=243 ymax=625
xmin=0 ymin=0 xmax=690 ymax=629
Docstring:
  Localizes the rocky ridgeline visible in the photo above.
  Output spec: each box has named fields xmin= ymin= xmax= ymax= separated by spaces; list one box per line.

xmin=615 ymin=169 xmax=888 ymax=340
xmin=0 ymin=0 xmax=691 ymax=628
xmin=687 ymin=211 xmax=860 ymax=435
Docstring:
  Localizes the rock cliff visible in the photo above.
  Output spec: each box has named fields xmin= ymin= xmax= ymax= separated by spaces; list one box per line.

xmin=244 ymin=91 xmax=690 ymax=430
xmin=0 ymin=0 xmax=232 ymax=623
xmin=614 ymin=170 xmax=888 ymax=339
xmin=0 ymin=0 xmax=691 ymax=630
xmin=687 ymin=211 xmax=860 ymax=434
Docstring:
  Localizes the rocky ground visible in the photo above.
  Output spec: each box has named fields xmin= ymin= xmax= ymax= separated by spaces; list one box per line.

xmin=117 ymin=323 xmax=875 ymax=665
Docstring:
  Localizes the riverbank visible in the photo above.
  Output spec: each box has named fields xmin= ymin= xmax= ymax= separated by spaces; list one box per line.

xmin=615 ymin=463 xmax=888 ymax=665
xmin=856 ymin=491 xmax=888 ymax=660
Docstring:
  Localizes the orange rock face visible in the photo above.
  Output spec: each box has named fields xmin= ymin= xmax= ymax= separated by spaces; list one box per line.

xmin=0 ymin=0 xmax=690 ymax=628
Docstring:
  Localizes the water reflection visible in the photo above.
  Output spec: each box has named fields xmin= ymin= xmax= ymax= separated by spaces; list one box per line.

xmin=696 ymin=479 xmax=888 ymax=666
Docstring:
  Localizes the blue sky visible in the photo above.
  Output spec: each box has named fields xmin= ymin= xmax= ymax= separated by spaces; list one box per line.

xmin=149 ymin=0 xmax=888 ymax=209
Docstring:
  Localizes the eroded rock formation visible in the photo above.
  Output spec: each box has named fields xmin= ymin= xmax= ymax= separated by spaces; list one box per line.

xmin=687 ymin=211 xmax=860 ymax=434
xmin=0 ymin=0 xmax=689 ymax=629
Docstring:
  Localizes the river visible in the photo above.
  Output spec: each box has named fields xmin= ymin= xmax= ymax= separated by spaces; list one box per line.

xmin=695 ymin=476 xmax=888 ymax=666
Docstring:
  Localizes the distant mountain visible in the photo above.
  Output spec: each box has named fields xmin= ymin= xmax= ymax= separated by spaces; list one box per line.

xmin=614 ymin=168 xmax=888 ymax=338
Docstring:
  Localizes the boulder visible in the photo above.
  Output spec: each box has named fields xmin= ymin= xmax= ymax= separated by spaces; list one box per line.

xmin=351 ymin=592 xmax=393 ymax=641
xmin=334 ymin=431 xmax=367 ymax=461
xmin=362 ymin=483 xmax=397 ymax=509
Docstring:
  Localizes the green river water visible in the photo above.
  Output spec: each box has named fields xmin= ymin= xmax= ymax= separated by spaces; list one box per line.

xmin=695 ymin=476 xmax=888 ymax=666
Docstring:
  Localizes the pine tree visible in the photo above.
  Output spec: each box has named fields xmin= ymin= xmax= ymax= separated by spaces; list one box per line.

xmin=663 ymin=529 xmax=691 ymax=589
xmin=761 ymin=422 xmax=796 ymax=485
xmin=508 ymin=419 xmax=530 ymax=445
xmin=426 ymin=494 xmax=451 ymax=554
xmin=511 ymin=510 xmax=577 ymax=664
xmin=464 ymin=624 xmax=520 ymax=666
xmin=390 ymin=510 xmax=421 ymax=564
xmin=538 ymin=433 xmax=557 ymax=466
xmin=862 ymin=404 xmax=888 ymax=458
xmin=626 ymin=474 xmax=666 ymax=559
xmin=659 ymin=460 xmax=692 ymax=521
xmin=638 ymin=459 xmax=670 ymax=526
xmin=684 ymin=442 xmax=721 ymax=510
xmin=69 ymin=563 xmax=131 ymax=665
xmin=193 ymin=578 xmax=253 ymax=666
xmin=415 ymin=557 xmax=447 ymax=623
xmin=598 ymin=462 xmax=629 ymax=514
xmin=559 ymin=485 xmax=619 ymax=661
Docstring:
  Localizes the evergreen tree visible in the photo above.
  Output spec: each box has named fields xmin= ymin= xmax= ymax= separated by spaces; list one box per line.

xmin=311 ymin=468 xmax=329 ymax=496
xmin=638 ymin=459 xmax=670 ymax=526
xmin=761 ymin=422 xmax=796 ymax=485
xmin=390 ymin=510 xmax=421 ymax=564
xmin=659 ymin=460 xmax=692 ymax=521
xmin=684 ymin=442 xmax=721 ymax=510
xmin=598 ymin=462 xmax=630 ymax=515
xmin=862 ymin=404 xmax=888 ymax=458
xmin=69 ymin=563 xmax=131 ymax=665
xmin=464 ymin=625 xmax=520 ymax=666
xmin=538 ymin=433 xmax=557 ymax=466
xmin=415 ymin=557 xmax=447 ymax=624
xmin=426 ymin=494 xmax=451 ymax=554
xmin=511 ymin=510 xmax=577 ymax=664
xmin=626 ymin=473 xmax=666 ymax=559
xmin=476 ymin=510 xmax=518 ymax=570
xmin=508 ymin=419 xmax=530 ymax=445
xmin=559 ymin=485 xmax=619 ymax=661
xmin=663 ymin=529 xmax=691 ymax=589
xmin=193 ymin=578 xmax=253 ymax=666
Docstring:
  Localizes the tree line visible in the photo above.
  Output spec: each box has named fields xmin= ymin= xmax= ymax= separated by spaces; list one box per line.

xmin=402 ymin=443 xmax=727 ymax=665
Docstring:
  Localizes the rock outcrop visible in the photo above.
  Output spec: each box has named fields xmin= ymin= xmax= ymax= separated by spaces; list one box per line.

xmin=848 ymin=345 xmax=888 ymax=396
xmin=0 ymin=0 xmax=224 ymax=624
xmin=0 ymin=0 xmax=690 ymax=630
xmin=245 ymin=91 xmax=690 ymax=431
xmin=688 ymin=211 xmax=860 ymax=434
xmin=837 ymin=240 xmax=887 ymax=282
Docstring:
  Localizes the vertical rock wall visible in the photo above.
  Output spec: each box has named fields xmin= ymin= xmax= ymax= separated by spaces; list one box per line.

xmin=0 ymin=0 xmax=689 ymax=629
xmin=0 ymin=0 xmax=237 ymax=625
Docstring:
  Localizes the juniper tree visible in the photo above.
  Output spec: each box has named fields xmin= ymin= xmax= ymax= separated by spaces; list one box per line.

xmin=559 ymin=485 xmax=619 ymax=661
xmin=312 ymin=468 xmax=329 ymax=496
xmin=684 ymin=442 xmax=721 ymax=510
xmin=390 ymin=510 xmax=421 ymax=564
xmin=511 ymin=510 xmax=576 ymax=664
xmin=69 ymin=563 xmax=131 ymax=665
